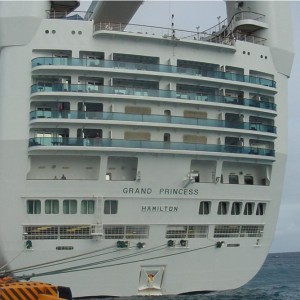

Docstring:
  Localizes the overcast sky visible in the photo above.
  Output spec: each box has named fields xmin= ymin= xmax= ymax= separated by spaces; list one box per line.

xmin=79 ymin=1 xmax=300 ymax=253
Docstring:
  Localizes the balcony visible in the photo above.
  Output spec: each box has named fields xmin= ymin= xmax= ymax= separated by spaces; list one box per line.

xmin=32 ymin=57 xmax=276 ymax=88
xmin=28 ymin=137 xmax=275 ymax=157
xmin=30 ymin=83 xmax=277 ymax=111
xmin=29 ymin=110 xmax=277 ymax=134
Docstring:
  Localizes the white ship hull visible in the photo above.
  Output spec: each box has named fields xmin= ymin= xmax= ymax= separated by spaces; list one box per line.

xmin=0 ymin=1 xmax=294 ymax=297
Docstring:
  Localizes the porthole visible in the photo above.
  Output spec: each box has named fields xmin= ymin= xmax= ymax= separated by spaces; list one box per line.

xmin=265 ymin=56 xmax=267 ymax=59
xmin=247 ymin=52 xmax=250 ymax=55
xmin=71 ymin=30 xmax=75 ymax=35
xmin=260 ymin=55 xmax=263 ymax=58
xmin=78 ymin=31 xmax=82 ymax=35
xmin=45 ymin=30 xmax=49 ymax=34
xmin=52 ymin=30 xmax=56 ymax=34
xmin=243 ymin=51 xmax=246 ymax=54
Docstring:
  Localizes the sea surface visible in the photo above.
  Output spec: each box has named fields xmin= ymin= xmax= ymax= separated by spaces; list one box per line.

xmin=88 ymin=252 xmax=300 ymax=300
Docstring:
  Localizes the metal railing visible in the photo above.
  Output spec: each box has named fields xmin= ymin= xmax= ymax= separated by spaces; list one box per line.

xmin=45 ymin=10 xmax=92 ymax=20
xmin=30 ymin=83 xmax=277 ymax=111
xmin=30 ymin=110 xmax=276 ymax=134
xmin=28 ymin=137 xmax=275 ymax=157
xmin=31 ymin=57 xmax=276 ymax=88
xmin=94 ymin=19 xmax=267 ymax=46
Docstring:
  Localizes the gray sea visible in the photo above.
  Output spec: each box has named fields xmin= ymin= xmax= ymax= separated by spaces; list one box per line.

xmin=85 ymin=252 xmax=300 ymax=300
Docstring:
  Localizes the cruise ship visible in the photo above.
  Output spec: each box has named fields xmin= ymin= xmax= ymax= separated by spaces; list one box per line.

xmin=0 ymin=0 xmax=294 ymax=297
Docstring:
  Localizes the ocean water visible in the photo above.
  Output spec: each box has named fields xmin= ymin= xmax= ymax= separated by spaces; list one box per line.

xmin=88 ymin=252 xmax=300 ymax=300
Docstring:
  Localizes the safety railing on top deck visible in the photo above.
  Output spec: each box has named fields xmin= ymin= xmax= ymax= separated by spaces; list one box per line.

xmin=45 ymin=8 xmax=267 ymax=45
xmin=45 ymin=10 xmax=92 ymax=20
xmin=203 ymin=11 xmax=266 ymax=40
xmin=93 ymin=20 xmax=266 ymax=45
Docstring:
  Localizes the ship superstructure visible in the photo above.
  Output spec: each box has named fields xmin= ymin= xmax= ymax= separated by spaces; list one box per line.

xmin=0 ymin=0 xmax=294 ymax=297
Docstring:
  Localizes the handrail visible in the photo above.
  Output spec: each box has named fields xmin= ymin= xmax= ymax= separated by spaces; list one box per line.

xmin=44 ymin=8 xmax=266 ymax=45
xmin=45 ymin=10 xmax=92 ymax=20
xmin=93 ymin=21 xmax=267 ymax=45
xmin=30 ymin=83 xmax=277 ymax=111
xmin=28 ymin=137 xmax=275 ymax=157
xmin=204 ymin=11 xmax=267 ymax=45
xmin=29 ymin=110 xmax=277 ymax=134
xmin=31 ymin=58 xmax=276 ymax=88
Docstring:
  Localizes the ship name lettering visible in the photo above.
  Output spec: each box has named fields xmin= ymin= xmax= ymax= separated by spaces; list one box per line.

xmin=159 ymin=188 xmax=198 ymax=195
xmin=122 ymin=187 xmax=152 ymax=194
xmin=141 ymin=206 xmax=178 ymax=212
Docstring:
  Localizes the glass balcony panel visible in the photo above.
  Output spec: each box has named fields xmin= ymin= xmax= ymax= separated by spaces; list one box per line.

xmin=29 ymin=109 xmax=276 ymax=133
xmin=32 ymin=56 xmax=276 ymax=88
xmin=28 ymin=137 xmax=275 ymax=157
xmin=30 ymin=82 xmax=276 ymax=111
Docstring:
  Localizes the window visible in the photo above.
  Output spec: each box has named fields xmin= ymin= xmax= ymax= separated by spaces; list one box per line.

xmin=27 ymin=200 xmax=41 ymax=214
xmin=45 ymin=199 xmax=59 ymax=214
xmin=165 ymin=225 xmax=208 ymax=238
xmin=125 ymin=225 xmax=149 ymax=239
xmin=231 ymin=202 xmax=241 ymax=215
xmin=23 ymin=225 xmax=95 ymax=240
xmin=229 ymin=174 xmax=239 ymax=184
xmin=63 ymin=200 xmax=77 ymax=214
xmin=214 ymin=225 xmax=264 ymax=238
xmin=244 ymin=202 xmax=254 ymax=215
xmin=104 ymin=200 xmax=118 ymax=214
xmin=104 ymin=226 xmax=125 ymax=239
xmin=81 ymin=200 xmax=95 ymax=214
xmin=214 ymin=225 xmax=240 ymax=238
xmin=163 ymin=133 xmax=170 ymax=142
xmin=256 ymin=203 xmax=266 ymax=215
xmin=103 ymin=225 xmax=149 ymax=239
xmin=218 ymin=202 xmax=229 ymax=215
xmin=244 ymin=175 xmax=254 ymax=185
xmin=240 ymin=225 xmax=264 ymax=237
xmin=199 ymin=201 xmax=211 ymax=215
xmin=165 ymin=225 xmax=187 ymax=238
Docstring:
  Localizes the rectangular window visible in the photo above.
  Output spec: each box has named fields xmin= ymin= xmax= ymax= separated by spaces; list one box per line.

xmin=240 ymin=225 xmax=264 ymax=237
xmin=256 ymin=203 xmax=266 ymax=215
xmin=231 ymin=202 xmax=241 ymax=215
xmin=229 ymin=174 xmax=239 ymax=184
xmin=23 ymin=225 xmax=95 ymax=240
xmin=24 ymin=226 xmax=58 ymax=240
xmin=217 ymin=201 xmax=229 ymax=215
xmin=27 ymin=200 xmax=41 ymax=214
xmin=199 ymin=201 xmax=211 ymax=215
xmin=165 ymin=225 xmax=208 ymax=238
xmin=244 ymin=175 xmax=254 ymax=185
xmin=125 ymin=226 xmax=149 ymax=239
xmin=166 ymin=225 xmax=187 ymax=238
xmin=214 ymin=225 xmax=240 ymax=238
xmin=81 ymin=200 xmax=95 ymax=214
xmin=104 ymin=200 xmax=118 ymax=214
xmin=60 ymin=225 xmax=92 ymax=239
xmin=63 ymin=199 xmax=77 ymax=214
xmin=214 ymin=225 xmax=264 ymax=238
xmin=187 ymin=226 xmax=208 ymax=238
xmin=104 ymin=226 xmax=125 ymax=239
xmin=45 ymin=199 xmax=59 ymax=214
xmin=244 ymin=202 xmax=254 ymax=215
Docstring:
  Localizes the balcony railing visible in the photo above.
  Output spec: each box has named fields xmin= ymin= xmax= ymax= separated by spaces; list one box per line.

xmin=32 ymin=57 xmax=276 ymax=88
xmin=28 ymin=137 xmax=275 ymax=157
xmin=93 ymin=22 xmax=267 ymax=45
xmin=30 ymin=83 xmax=276 ymax=111
xmin=30 ymin=110 xmax=277 ymax=134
